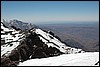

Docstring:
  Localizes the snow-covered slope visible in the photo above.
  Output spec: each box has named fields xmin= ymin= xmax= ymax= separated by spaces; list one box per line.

xmin=35 ymin=28 xmax=84 ymax=54
xmin=18 ymin=52 xmax=99 ymax=66
xmin=1 ymin=22 xmax=25 ymax=57
xmin=2 ymin=19 xmax=37 ymax=30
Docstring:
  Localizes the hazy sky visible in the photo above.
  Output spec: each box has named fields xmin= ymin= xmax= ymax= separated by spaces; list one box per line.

xmin=1 ymin=1 xmax=99 ymax=24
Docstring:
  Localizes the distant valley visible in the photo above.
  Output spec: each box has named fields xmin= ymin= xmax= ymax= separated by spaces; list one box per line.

xmin=37 ymin=22 xmax=99 ymax=52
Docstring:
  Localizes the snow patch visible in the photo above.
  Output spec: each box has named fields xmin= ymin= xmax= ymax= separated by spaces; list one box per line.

xmin=35 ymin=28 xmax=84 ymax=54
xmin=1 ymin=23 xmax=25 ymax=57
xmin=18 ymin=52 xmax=99 ymax=66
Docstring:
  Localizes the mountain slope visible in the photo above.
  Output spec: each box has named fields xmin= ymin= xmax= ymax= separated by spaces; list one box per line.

xmin=1 ymin=22 xmax=25 ymax=57
xmin=1 ymin=20 xmax=98 ymax=66
xmin=18 ymin=52 xmax=99 ymax=66
xmin=1 ymin=22 xmax=64 ymax=66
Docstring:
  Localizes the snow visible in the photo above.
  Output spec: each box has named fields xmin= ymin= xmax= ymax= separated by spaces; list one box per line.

xmin=1 ymin=23 xmax=25 ymax=57
xmin=1 ymin=20 xmax=3 ymax=22
xmin=18 ymin=52 xmax=99 ymax=66
xmin=1 ymin=31 xmax=5 ymax=33
xmin=47 ymin=43 xmax=55 ymax=47
xmin=35 ymin=28 xmax=84 ymax=54
xmin=39 ymin=36 xmax=48 ymax=44
xmin=1 ymin=42 xmax=20 ymax=56
xmin=1 ymin=32 xmax=24 ymax=57
xmin=1 ymin=31 xmax=24 ymax=43
xmin=1 ymin=32 xmax=25 ymax=57
xmin=35 ymin=29 xmax=68 ymax=53
xmin=1 ymin=24 xmax=15 ymax=32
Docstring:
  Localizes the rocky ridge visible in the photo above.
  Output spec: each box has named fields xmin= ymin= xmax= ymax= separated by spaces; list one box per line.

xmin=1 ymin=20 xmax=84 ymax=66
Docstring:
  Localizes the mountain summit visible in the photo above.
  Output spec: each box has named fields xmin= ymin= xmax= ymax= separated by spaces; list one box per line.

xmin=2 ymin=19 xmax=37 ymax=30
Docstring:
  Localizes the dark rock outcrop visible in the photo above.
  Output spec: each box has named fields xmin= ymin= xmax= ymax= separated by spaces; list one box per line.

xmin=1 ymin=30 xmax=63 ymax=66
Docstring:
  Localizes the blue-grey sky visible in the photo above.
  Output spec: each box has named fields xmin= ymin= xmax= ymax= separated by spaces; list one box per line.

xmin=1 ymin=1 xmax=99 ymax=24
